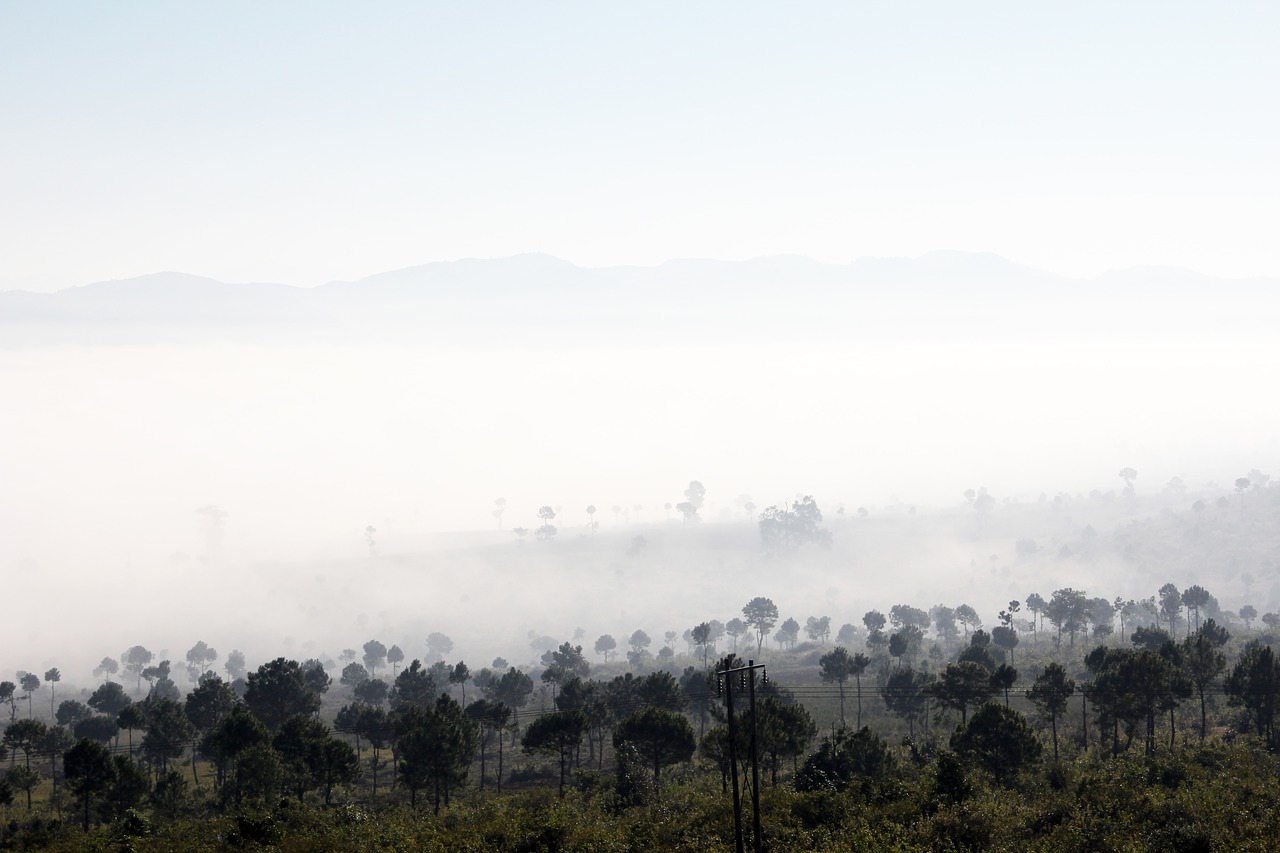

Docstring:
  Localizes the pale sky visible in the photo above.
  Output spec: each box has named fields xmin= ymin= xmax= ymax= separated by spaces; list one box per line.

xmin=2 ymin=2 xmax=1278 ymax=290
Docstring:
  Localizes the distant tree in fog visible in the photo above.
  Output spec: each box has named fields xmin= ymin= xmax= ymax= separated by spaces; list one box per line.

xmin=387 ymin=644 xmax=405 ymax=677
xmin=1119 ymin=467 xmax=1138 ymax=497
xmin=725 ymin=618 xmax=746 ymax=651
xmin=1240 ymin=605 xmax=1257 ymax=630
xmin=776 ymin=617 xmax=800 ymax=649
xmin=954 ymin=605 xmax=981 ymax=636
xmin=889 ymin=605 xmax=930 ymax=632
xmin=88 ymin=681 xmax=131 ymax=717
xmin=18 ymin=673 xmax=40 ymax=717
xmin=836 ymin=623 xmax=857 ymax=646
xmin=185 ymin=641 xmax=218 ymax=682
xmin=1025 ymin=594 xmax=1047 ymax=642
xmin=676 ymin=480 xmax=706 ymax=527
xmin=363 ymin=640 xmax=388 ymax=676
xmin=742 ymin=597 xmax=779 ymax=657
xmin=365 ymin=525 xmax=377 ymax=556
xmin=340 ymin=662 xmax=369 ymax=688
xmin=1158 ymin=583 xmax=1184 ymax=635
xmin=427 ymin=633 xmax=454 ymax=661
xmin=611 ymin=505 xmax=622 ymax=524
xmin=586 ymin=505 xmax=597 ymax=533
xmin=493 ymin=497 xmax=506 ymax=529
xmin=44 ymin=668 xmax=60 ymax=718
xmin=536 ymin=506 xmax=557 ymax=541
xmin=486 ymin=668 xmax=533 ymax=711
xmin=930 ymin=606 xmax=958 ymax=647
xmin=863 ymin=610 xmax=886 ymax=633
xmin=759 ymin=496 xmax=831 ymax=554
xmin=1236 ymin=477 xmax=1251 ymax=510
xmin=663 ymin=502 xmax=672 ymax=519
xmin=594 ymin=634 xmax=617 ymax=662
xmin=819 ymin=647 xmax=859 ymax=726
xmin=225 ymin=649 xmax=247 ymax=680
xmin=121 ymin=646 xmax=154 ymax=693
xmin=512 ymin=527 xmax=529 ymax=541
xmin=93 ymin=657 xmax=119 ymax=682
xmin=1182 ymin=586 xmax=1211 ymax=633
xmin=450 ymin=661 xmax=472 ymax=704
xmin=629 ymin=630 xmax=652 ymax=653
xmin=692 ymin=623 xmax=712 ymax=668
xmin=805 ymin=616 xmax=831 ymax=645
xmin=0 ymin=682 xmax=15 ymax=722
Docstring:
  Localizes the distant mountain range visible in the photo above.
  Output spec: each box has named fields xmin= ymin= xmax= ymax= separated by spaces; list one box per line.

xmin=2 ymin=252 xmax=1275 ymax=346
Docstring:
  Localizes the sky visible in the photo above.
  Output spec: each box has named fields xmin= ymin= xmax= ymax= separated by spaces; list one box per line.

xmin=2 ymin=2 xmax=1278 ymax=290
xmin=3 ymin=4 xmax=1280 ymax=677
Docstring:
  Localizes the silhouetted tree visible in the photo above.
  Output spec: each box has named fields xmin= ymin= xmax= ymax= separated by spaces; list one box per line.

xmin=426 ymin=632 xmax=454 ymax=661
xmin=396 ymin=696 xmax=477 ymax=812
xmin=536 ymin=506 xmax=557 ymax=541
xmin=244 ymin=658 xmax=321 ymax=731
xmin=882 ymin=667 xmax=932 ymax=738
xmin=594 ymin=634 xmax=617 ymax=662
xmin=1182 ymin=585 xmax=1211 ymax=633
xmin=522 ymin=709 xmax=589 ymax=796
xmin=44 ymin=667 xmax=60 ymax=718
xmin=794 ymin=726 xmax=892 ymax=791
xmin=386 ymin=644 xmax=405 ymax=677
xmin=121 ymin=646 xmax=154 ymax=694
xmin=819 ymin=647 xmax=858 ymax=725
xmin=1182 ymin=631 xmax=1227 ymax=741
xmin=951 ymin=703 xmax=1041 ymax=784
xmin=776 ymin=617 xmax=800 ymax=649
xmin=184 ymin=641 xmax=217 ymax=682
xmin=612 ymin=706 xmax=695 ymax=785
xmin=759 ymin=496 xmax=831 ymax=553
xmin=449 ymin=661 xmax=472 ymax=704
xmin=220 ymin=649 xmax=247 ymax=682
xmin=93 ymin=657 xmax=120 ymax=682
xmin=990 ymin=663 xmax=1018 ymax=707
xmin=1225 ymin=645 xmax=1280 ymax=748
xmin=88 ymin=681 xmax=132 ymax=717
xmin=64 ymin=738 xmax=116 ymax=831
xmin=743 ymin=597 xmax=779 ymax=657
xmin=362 ymin=640 xmax=388 ymax=677
xmin=930 ymin=661 xmax=997 ymax=725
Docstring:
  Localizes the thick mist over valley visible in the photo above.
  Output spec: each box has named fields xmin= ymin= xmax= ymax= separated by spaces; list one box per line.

xmin=3 ymin=256 xmax=1277 ymax=685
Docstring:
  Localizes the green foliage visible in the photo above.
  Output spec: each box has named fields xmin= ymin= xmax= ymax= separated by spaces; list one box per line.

xmin=950 ymin=703 xmax=1041 ymax=784
xmin=397 ymin=694 xmax=479 ymax=811
xmin=612 ymin=706 xmax=695 ymax=784
xmin=795 ymin=726 xmax=892 ymax=792
xmin=523 ymin=709 xmax=589 ymax=796
xmin=244 ymin=657 xmax=322 ymax=731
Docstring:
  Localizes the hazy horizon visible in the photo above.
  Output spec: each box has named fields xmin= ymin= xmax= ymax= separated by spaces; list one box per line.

xmin=4 ymin=4 xmax=1279 ymax=691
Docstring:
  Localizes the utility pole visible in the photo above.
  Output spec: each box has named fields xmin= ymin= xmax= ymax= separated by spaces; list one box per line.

xmin=718 ymin=659 xmax=768 ymax=853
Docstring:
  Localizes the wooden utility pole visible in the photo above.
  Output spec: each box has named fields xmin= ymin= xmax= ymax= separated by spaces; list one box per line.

xmin=718 ymin=659 xmax=768 ymax=853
